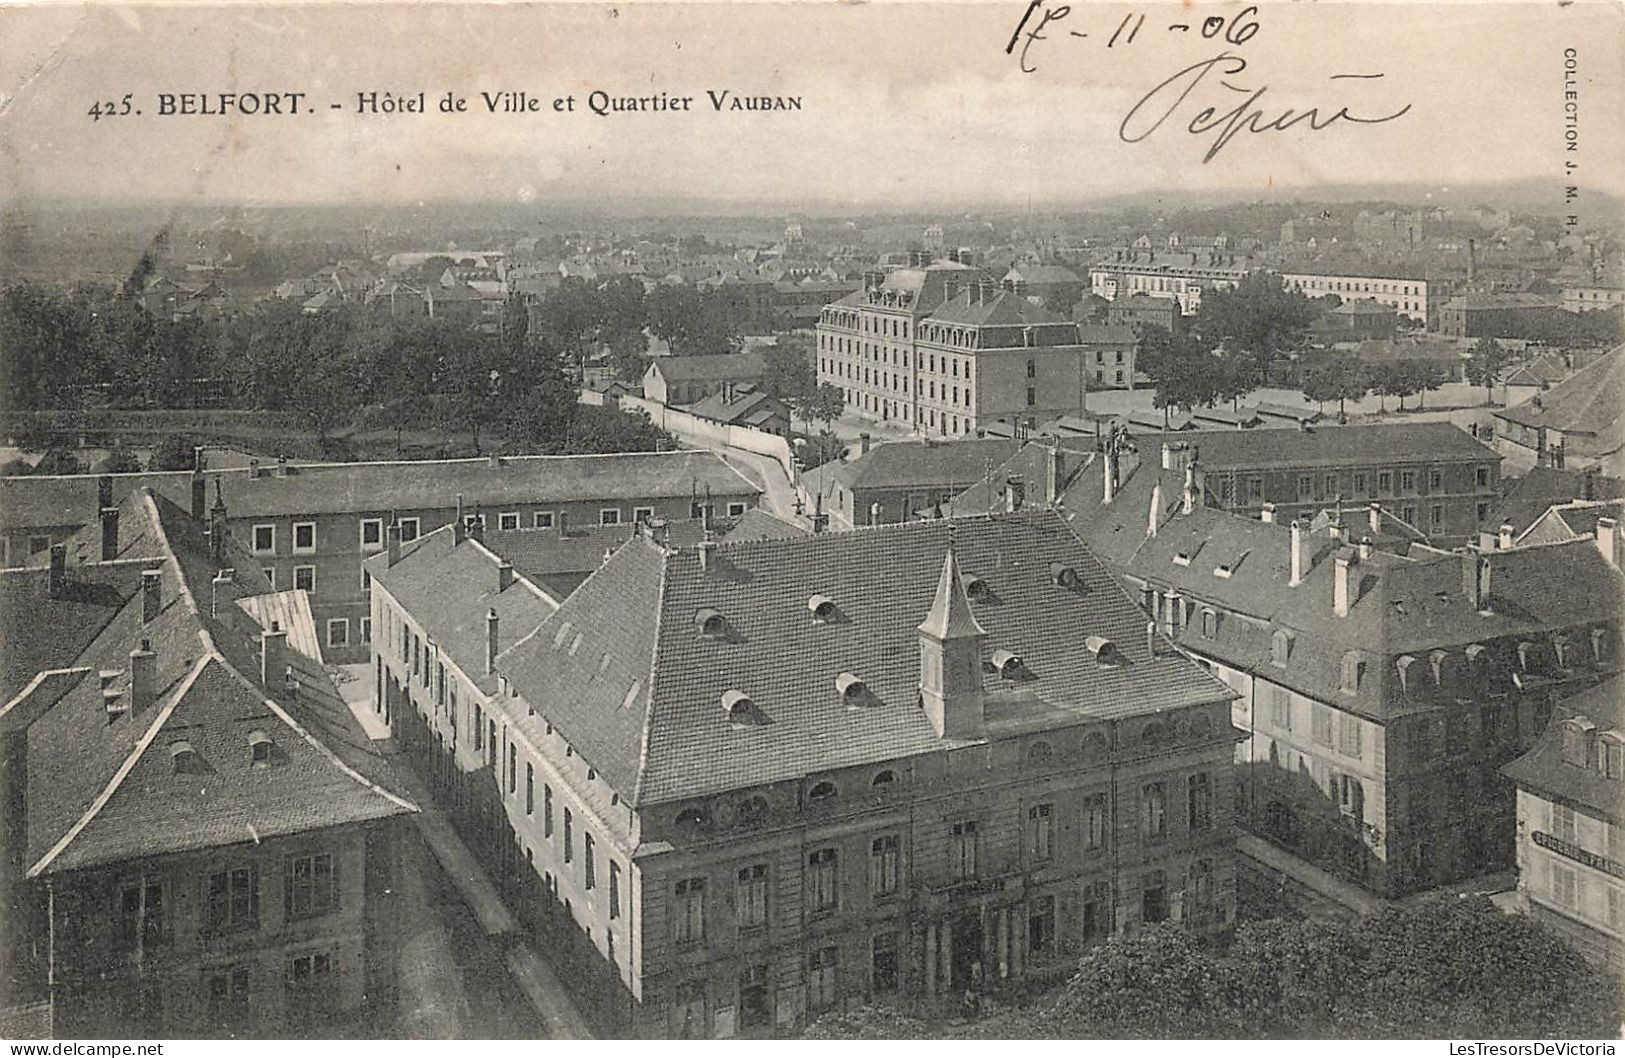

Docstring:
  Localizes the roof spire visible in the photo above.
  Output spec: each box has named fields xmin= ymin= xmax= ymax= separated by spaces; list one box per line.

xmin=918 ymin=546 xmax=986 ymax=640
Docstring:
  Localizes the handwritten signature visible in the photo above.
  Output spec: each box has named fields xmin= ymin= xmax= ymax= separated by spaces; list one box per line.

xmin=1119 ymin=52 xmax=1413 ymax=163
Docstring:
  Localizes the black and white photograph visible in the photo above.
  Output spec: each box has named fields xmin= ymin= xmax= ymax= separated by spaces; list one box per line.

xmin=0 ymin=0 xmax=1622 ymax=1044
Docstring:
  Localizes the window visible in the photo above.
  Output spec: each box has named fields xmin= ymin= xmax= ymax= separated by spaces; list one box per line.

xmin=1029 ymin=895 xmax=1056 ymax=956
xmin=1324 ymin=474 xmax=1337 ymax=497
xmin=1271 ymin=630 xmax=1292 ymax=668
xmin=507 ymin=743 xmax=517 ymax=794
xmin=1353 ymin=472 xmax=1368 ymax=495
xmin=543 ymin=784 xmax=554 ymax=836
xmin=1188 ymin=772 xmax=1212 ymax=831
xmin=1476 ymin=467 xmax=1491 ymax=488
xmin=1142 ymin=783 xmax=1167 ymax=840
xmin=286 ymin=853 xmax=337 ymax=919
xmin=1552 ymin=802 xmax=1577 ymax=844
xmin=737 ymin=864 xmax=768 ymax=928
xmin=808 ymin=946 xmax=839 ymax=1013
xmin=739 ymin=964 xmax=772 ymax=1028
xmin=950 ymin=820 xmax=978 ymax=880
xmin=809 ymin=848 xmax=839 ymax=912
xmin=1313 ymin=705 xmax=1335 ymax=745
xmin=115 ymin=880 xmax=166 ymax=952
xmin=609 ymin=861 xmax=622 ymax=920
xmin=359 ymin=518 xmax=383 ymax=551
xmin=563 ymin=808 xmax=573 ymax=862
xmin=292 ymin=522 xmax=316 ymax=554
xmin=293 ymin=565 xmax=315 ymax=593
xmin=1083 ymin=794 xmax=1107 ymax=850
xmin=326 ymin=618 xmax=349 ymax=648
xmin=1338 ymin=715 xmax=1363 ymax=758
xmin=1029 ymin=803 xmax=1055 ymax=862
xmin=397 ymin=518 xmax=420 ymax=542
xmin=285 ymin=952 xmax=333 ymax=1009
xmin=871 ymin=932 xmax=900 ymax=995
xmin=1428 ymin=468 xmax=1442 ymax=491
xmin=727 ymin=502 xmax=747 ymax=517
xmin=584 ymin=834 xmax=596 ymax=890
xmin=1430 ymin=505 xmax=1443 ymax=529
xmin=206 ymin=866 xmax=260 ymax=933
xmin=252 ymin=524 xmax=275 ymax=555
xmin=1142 ymin=870 xmax=1169 ymax=923
xmin=870 ymin=835 xmax=900 ymax=896
xmin=632 ymin=506 xmax=654 ymax=523
xmin=205 ymin=965 xmax=250 ymax=1026
xmin=26 ymin=535 xmax=48 ymax=555
xmin=533 ymin=511 xmax=555 ymax=529
xmin=1551 ymin=864 xmax=1579 ymax=909
xmin=1269 ymin=683 xmax=1292 ymax=729
xmin=1082 ymin=880 xmax=1110 ymax=940
xmin=674 ymin=877 xmax=706 ymax=943
xmin=599 ymin=508 xmax=621 ymax=526
xmin=1297 ymin=475 xmax=1314 ymax=500
xmin=1400 ymin=470 xmax=1416 ymax=492
xmin=1188 ymin=860 xmax=1215 ymax=921
xmin=1378 ymin=471 xmax=1393 ymax=494
xmin=1402 ymin=505 xmax=1417 ymax=524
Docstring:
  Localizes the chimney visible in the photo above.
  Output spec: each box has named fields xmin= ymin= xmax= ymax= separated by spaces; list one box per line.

xmin=1103 ymin=447 xmax=1119 ymax=504
xmin=859 ymin=432 xmax=872 ymax=456
xmin=209 ymin=481 xmax=228 ymax=565
xmin=698 ymin=533 xmax=719 ymax=571
xmin=193 ymin=445 xmax=206 ymax=473
xmin=488 ymin=454 xmax=502 ymax=470
xmin=1181 ymin=462 xmax=1200 ymax=514
xmin=48 ymin=544 xmax=66 ymax=599
xmin=1462 ymin=549 xmax=1493 ymax=612
xmin=97 ymin=475 xmax=113 ymax=510
xmin=276 ymin=455 xmax=289 ymax=477
xmin=1497 ymin=522 xmax=1515 ymax=550
xmin=141 ymin=568 xmax=162 ymax=624
xmin=260 ymin=621 xmax=288 ymax=689
xmin=557 ymin=511 xmax=569 ymax=537
xmin=485 ymin=608 xmax=499 ymax=675
xmin=454 ymin=494 xmax=467 ymax=545
xmin=1368 ymin=502 xmax=1382 ymax=535
xmin=469 ymin=507 xmax=485 ymax=543
xmin=190 ymin=471 xmax=207 ymax=522
xmin=812 ymin=492 xmax=828 ymax=534
xmin=1595 ymin=517 xmax=1621 ymax=569
xmin=1328 ymin=521 xmax=1347 ymax=545
xmin=1004 ymin=475 xmax=1025 ymax=514
xmin=1146 ymin=620 xmax=1157 ymax=658
xmin=129 ymin=638 xmax=156 ymax=714
xmin=1147 ymin=481 xmax=1163 ymax=537
xmin=210 ymin=568 xmax=233 ymax=618
xmin=1357 ymin=536 xmax=1375 ymax=561
xmin=497 ymin=560 xmax=515 ymax=593
xmin=1333 ymin=551 xmax=1357 ymax=617
xmin=249 ymin=458 xmax=261 ymax=479
xmin=1260 ymin=503 xmax=1276 ymax=524
xmin=1289 ymin=519 xmax=1308 ymax=586
xmin=1582 ymin=467 xmax=1599 ymax=501
xmin=1045 ymin=444 xmax=1064 ymax=505
xmin=99 ymin=506 xmax=120 ymax=561
xmin=386 ymin=524 xmax=401 ymax=567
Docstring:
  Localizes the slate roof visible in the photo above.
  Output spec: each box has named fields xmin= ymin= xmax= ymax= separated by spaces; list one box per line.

xmin=1123 ymin=422 xmax=1497 ymax=471
xmin=494 ymin=511 xmax=1232 ymax=806
xmin=925 ymin=290 xmax=1069 ymax=328
xmin=0 ymin=561 xmax=145 ymax=704
xmin=17 ymin=489 xmax=415 ymax=877
xmin=1501 ymin=676 xmax=1624 ymax=822
xmin=1495 ymin=344 xmax=1625 ymax=459
xmin=837 ymin=439 xmax=1019 ymax=493
xmin=1004 ymin=264 xmax=1082 ymax=285
xmin=1485 ymin=466 xmax=1625 ymax=534
xmin=646 ymin=352 xmax=767 ymax=384
xmin=0 ymin=450 xmax=760 ymax=531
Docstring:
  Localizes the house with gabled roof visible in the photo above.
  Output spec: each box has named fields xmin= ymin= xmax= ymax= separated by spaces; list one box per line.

xmin=369 ymin=510 xmax=1241 ymax=1035
xmin=1 ymin=486 xmax=416 ymax=1038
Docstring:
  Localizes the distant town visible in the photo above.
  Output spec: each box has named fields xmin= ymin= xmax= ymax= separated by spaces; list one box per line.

xmin=1 ymin=192 xmax=1622 ymax=1041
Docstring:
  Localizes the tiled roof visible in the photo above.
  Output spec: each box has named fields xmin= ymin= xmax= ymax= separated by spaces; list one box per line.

xmin=721 ymin=508 xmax=809 ymax=543
xmin=1485 ymin=467 xmax=1625 ymax=534
xmin=497 ymin=511 xmax=1233 ymax=806
xmin=0 ymin=562 xmax=144 ymax=704
xmin=21 ymin=489 xmax=415 ymax=877
xmin=1501 ymin=676 xmax=1624 ymax=821
xmin=1074 ymin=324 xmax=1138 ymax=344
xmin=838 ymin=439 xmax=1019 ymax=492
xmin=1494 ymin=345 xmax=1625 ymax=455
xmin=646 ymin=351 xmax=767 ymax=383
xmin=925 ymin=290 xmax=1069 ymax=328
xmin=0 ymin=450 xmax=761 ymax=531
xmin=1004 ymin=264 xmax=1082 ymax=285
xmin=1123 ymin=422 xmax=1497 ymax=471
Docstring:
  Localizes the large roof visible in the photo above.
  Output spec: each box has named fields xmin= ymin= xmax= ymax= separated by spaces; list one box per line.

xmin=835 ymin=438 xmax=1019 ymax=494
xmin=1502 ymin=676 xmax=1624 ymax=822
xmin=495 ymin=511 xmax=1233 ymax=806
xmin=646 ymin=351 xmax=767 ymax=383
xmin=10 ymin=489 xmax=415 ymax=877
xmin=0 ymin=450 xmax=761 ymax=532
xmin=1485 ymin=466 xmax=1625 ymax=535
xmin=925 ymin=289 xmax=1070 ymax=328
xmin=1494 ymin=344 xmax=1625 ymax=459
xmin=1127 ymin=422 xmax=1498 ymax=471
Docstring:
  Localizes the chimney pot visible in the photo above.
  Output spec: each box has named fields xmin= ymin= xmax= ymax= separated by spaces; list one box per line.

xmin=1260 ymin=502 xmax=1276 ymax=524
xmin=1004 ymin=475 xmax=1025 ymax=514
xmin=276 ymin=455 xmax=289 ymax=476
xmin=1368 ymin=502 xmax=1382 ymax=534
xmin=1497 ymin=522 xmax=1515 ymax=550
xmin=1357 ymin=536 xmax=1375 ymax=560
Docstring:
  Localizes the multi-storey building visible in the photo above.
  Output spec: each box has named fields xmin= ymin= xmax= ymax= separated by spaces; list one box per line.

xmin=947 ymin=438 xmax=1623 ymax=898
xmin=0 ymin=451 xmax=761 ymax=663
xmin=817 ymin=264 xmax=1123 ymax=437
xmin=1279 ymin=269 xmax=1441 ymax=323
xmin=796 ymin=438 xmax=1018 ymax=529
xmin=1 ymin=487 xmax=416 ymax=1037
xmin=1503 ymin=668 xmax=1624 ymax=970
xmin=1086 ymin=251 xmax=1250 ymax=315
xmin=369 ymin=511 xmax=1241 ymax=1036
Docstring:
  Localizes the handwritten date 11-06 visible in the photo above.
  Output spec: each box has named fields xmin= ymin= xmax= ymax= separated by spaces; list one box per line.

xmin=1007 ymin=1 xmax=1259 ymax=73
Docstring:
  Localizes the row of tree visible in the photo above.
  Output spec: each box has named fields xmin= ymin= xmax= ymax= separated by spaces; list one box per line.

xmin=807 ymin=897 xmax=1622 ymax=1039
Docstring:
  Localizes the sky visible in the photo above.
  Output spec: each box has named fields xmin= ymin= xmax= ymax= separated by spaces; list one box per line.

xmin=2 ymin=1 xmax=1623 ymax=212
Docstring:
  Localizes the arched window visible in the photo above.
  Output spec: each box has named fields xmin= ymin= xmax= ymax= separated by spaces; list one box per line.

xmin=248 ymin=729 xmax=273 ymax=767
xmin=1080 ymin=732 xmax=1108 ymax=760
xmin=871 ymin=769 xmax=897 ymax=788
xmin=808 ymin=781 xmax=838 ymax=802
xmin=695 ymin=608 xmax=727 ymax=638
xmin=1027 ymin=741 xmax=1055 ymax=765
xmin=738 ymin=796 xmax=770 ymax=826
xmin=1270 ymin=629 xmax=1292 ymax=668
xmin=674 ymin=806 xmax=710 ymax=828
xmin=1141 ymin=722 xmax=1168 ymax=746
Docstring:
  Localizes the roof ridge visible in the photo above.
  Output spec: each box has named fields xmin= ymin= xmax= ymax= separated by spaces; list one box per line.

xmin=631 ymin=544 xmax=669 ymax=806
xmin=26 ymin=652 xmax=213 ymax=878
xmin=0 ymin=666 xmax=92 ymax=725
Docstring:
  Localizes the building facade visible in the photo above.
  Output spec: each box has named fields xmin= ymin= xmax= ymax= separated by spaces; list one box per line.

xmin=369 ymin=512 xmax=1241 ymax=1035
xmin=1280 ymin=270 xmax=1439 ymax=323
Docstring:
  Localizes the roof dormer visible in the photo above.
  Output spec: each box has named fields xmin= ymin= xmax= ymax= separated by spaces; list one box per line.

xmin=808 ymin=594 xmax=839 ymax=622
xmin=721 ymin=689 xmax=766 ymax=726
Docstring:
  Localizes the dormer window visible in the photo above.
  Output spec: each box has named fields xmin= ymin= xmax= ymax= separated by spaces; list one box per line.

xmin=989 ymin=650 xmax=1023 ymax=678
xmin=835 ymin=672 xmax=869 ymax=702
xmin=1200 ymin=609 xmax=1217 ymax=639
xmin=248 ymin=729 xmax=274 ymax=767
xmin=1341 ymin=652 xmax=1367 ymax=695
xmin=961 ymin=573 xmax=990 ymax=601
xmin=1591 ymin=627 xmax=1611 ymax=664
xmin=808 ymin=780 xmax=838 ymax=802
xmin=871 ymin=769 xmax=897 ymax=788
xmin=1395 ymin=654 xmax=1418 ymax=694
xmin=1429 ymin=650 xmax=1453 ymax=688
xmin=1600 ymin=733 xmax=1624 ymax=780
xmin=695 ymin=608 xmax=727 ymax=639
xmin=1140 ymin=722 xmax=1168 ymax=746
xmin=1050 ymin=563 xmax=1080 ymax=589
xmin=1561 ymin=717 xmax=1598 ymax=768
xmin=170 ymin=740 xmax=200 ymax=775
xmin=721 ymin=689 xmax=765 ymax=727
xmin=1085 ymin=636 xmax=1121 ymax=665
xmin=1172 ymin=551 xmax=1192 ymax=567
xmin=1517 ymin=641 xmax=1538 ymax=672
xmin=808 ymin=594 xmax=839 ymax=622
xmin=1270 ymin=629 xmax=1292 ymax=668
xmin=1553 ymin=636 xmax=1573 ymax=670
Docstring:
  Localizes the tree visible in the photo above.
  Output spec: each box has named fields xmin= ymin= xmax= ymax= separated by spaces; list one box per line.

xmin=796 ymin=430 xmax=846 ymax=472
xmin=97 ymin=447 xmax=143 ymax=474
xmin=646 ymin=285 xmax=737 ymax=356
xmin=799 ymin=383 xmax=845 ymax=429
xmin=1139 ymin=324 xmax=1219 ymax=423
xmin=437 ymin=331 xmax=505 ymax=454
xmin=1301 ymin=358 xmax=1369 ymax=421
xmin=762 ymin=338 xmax=816 ymax=405
xmin=1189 ymin=270 xmax=1316 ymax=366
xmin=149 ymin=434 xmax=197 ymax=471
xmin=503 ymin=334 xmax=579 ymax=452
xmin=32 ymin=449 xmax=86 ymax=476
xmin=1042 ymin=925 xmax=1248 ymax=1038
xmin=564 ymin=404 xmax=674 ymax=454
xmin=1464 ymin=338 xmax=1511 ymax=406
xmin=1409 ymin=361 xmax=1447 ymax=410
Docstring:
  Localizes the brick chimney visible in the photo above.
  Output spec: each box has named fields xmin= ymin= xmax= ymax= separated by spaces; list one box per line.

xmin=1289 ymin=519 xmax=1308 ymax=587
xmin=99 ymin=506 xmax=120 ymax=561
xmin=485 ymin=608 xmax=500 ymax=675
xmin=1497 ymin=523 xmax=1515 ymax=550
xmin=1333 ymin=551 xmax=1357 ymax=617
xmin=1004 ymin=475 xmax=1025 ymax=513
xmin=141 ymin=568 xmax=162 ymax=624
xmin=497 ymin=560 xmax=515 ymax=593
xmin=129 ymin=638 xmax=156 ymax=714
xmin=210 ymin=568 xmax=234 ymax=618
xmin=260 ymin=621 xmax=288 ymax=690
xmin=48 ymin=544 xmax=66 ymax=599
xmin=1462 ymin=549 xmax=1493 ymax=612
xmin=1147 ymin=481 xmax=1163 ymax=537
xmin=1368 ymin=502 xmax=1382 ymax=535
xmin=386 ymin=524 xmax=401 ymax=567
xmin=1260 ymin=502 xmax=1276 ymax=524
xmin=190 ymin=471 xmax=207 ymax=522
xmin=1595 ymin=517 xmax=1621 ymax=569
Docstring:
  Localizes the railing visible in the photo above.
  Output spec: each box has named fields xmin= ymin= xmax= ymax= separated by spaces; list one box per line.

xmin=1532 ymin=831 xmax=1625 ymax=879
